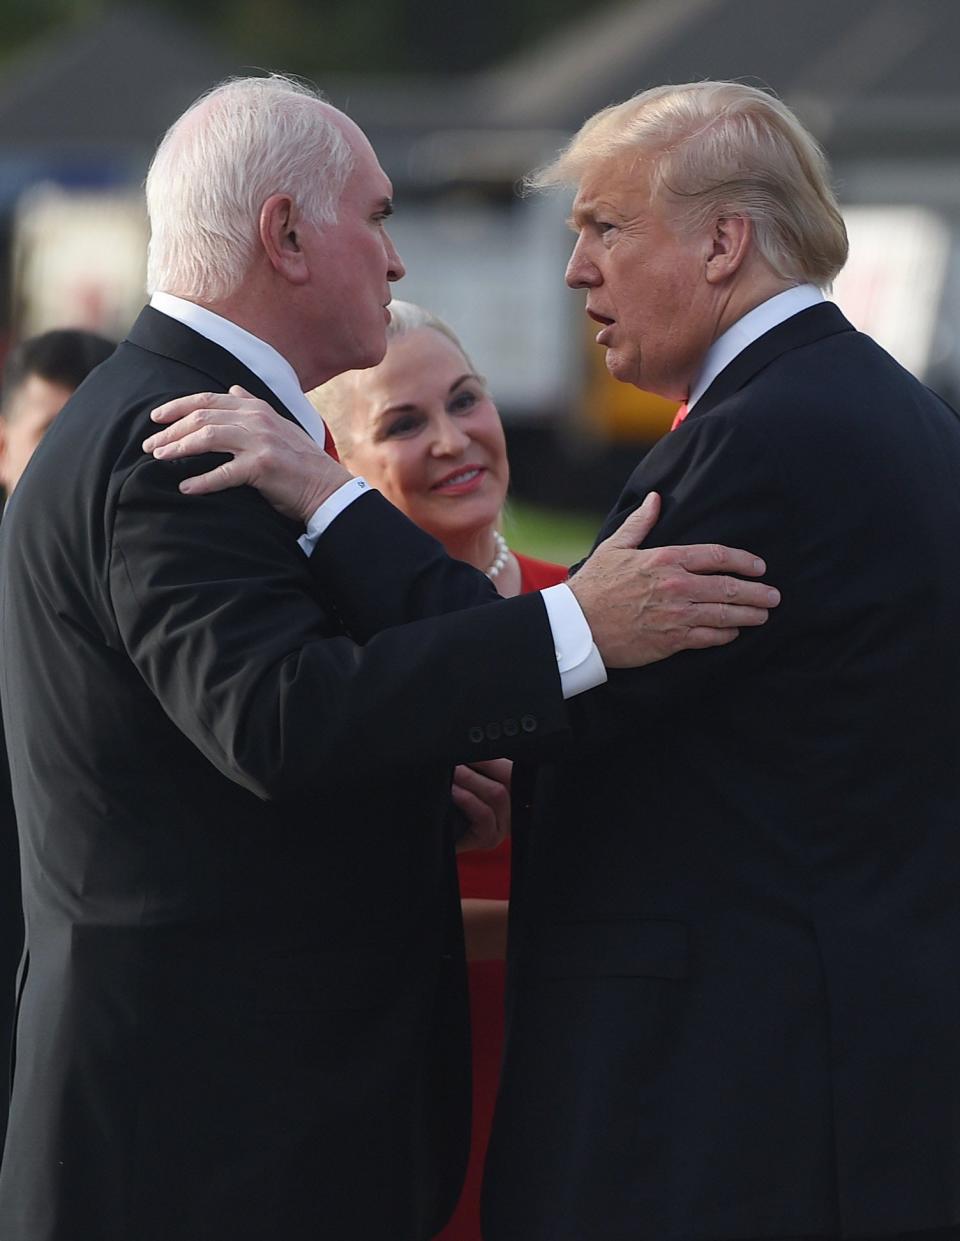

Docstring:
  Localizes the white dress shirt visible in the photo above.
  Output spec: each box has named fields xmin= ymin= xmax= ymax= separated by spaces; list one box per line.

xmin=687 ymin=284 xmax=824 ymax=410
xmin=149 ymin=293 xmax=606 ymax=698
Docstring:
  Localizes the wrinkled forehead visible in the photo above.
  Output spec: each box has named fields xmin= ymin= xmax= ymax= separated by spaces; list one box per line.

xmin=571 ymin=149 xmax=657 ymax=223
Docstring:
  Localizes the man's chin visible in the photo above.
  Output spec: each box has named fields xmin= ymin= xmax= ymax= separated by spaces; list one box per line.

xmin=351 ymin=334 xmax=388 ymax=373
xmin=604 ymin=349 xmax=641 ymax=388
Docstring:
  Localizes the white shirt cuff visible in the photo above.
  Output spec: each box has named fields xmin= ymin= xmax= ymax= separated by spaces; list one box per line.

xmin=298 ymin=477 xmax=372 ymax=556
xmin=299 ymin=500 xmax=605 ymax=700
xmin=540 ymin=583 xmax=607 ymax=699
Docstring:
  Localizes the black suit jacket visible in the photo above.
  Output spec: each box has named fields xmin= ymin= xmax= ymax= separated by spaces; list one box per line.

xmin=0 ymin=707 xmax=21 ymax=1157
xmin=0 ymin=307 xmax=567 ymax=1241
xmin=484 ymin=304 xmax=960 ymax=1240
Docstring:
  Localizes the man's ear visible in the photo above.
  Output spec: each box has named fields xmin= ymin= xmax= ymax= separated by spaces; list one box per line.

xmin=705 ymin=214 xmax=751 ymax=284
xmin=259 ymin=194 xmax=310 ymax=285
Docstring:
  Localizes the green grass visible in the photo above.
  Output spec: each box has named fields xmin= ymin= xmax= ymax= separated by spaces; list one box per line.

xmin=502 ymin=499 xmax=603 ymax=570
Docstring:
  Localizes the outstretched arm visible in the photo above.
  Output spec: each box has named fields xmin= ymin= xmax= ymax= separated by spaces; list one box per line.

xmin=144 ymin=389 xmax=781 ymax=670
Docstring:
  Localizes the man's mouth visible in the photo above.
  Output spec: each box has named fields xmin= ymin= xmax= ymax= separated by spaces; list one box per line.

xmin=587 ymin=309 xmax=615 ymax=345
xmin=587 ymin=309 xmax=614 ymax=326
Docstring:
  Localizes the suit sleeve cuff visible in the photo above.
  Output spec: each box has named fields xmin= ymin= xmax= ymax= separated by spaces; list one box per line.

xmin=298 ymin=477 xmax=373 ymax=556
xmin=540 ymin=583 xmax=607 ymax=699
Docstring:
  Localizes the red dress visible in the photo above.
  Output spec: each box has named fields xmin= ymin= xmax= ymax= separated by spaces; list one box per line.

xmin=436 ymin=552 xmax=567 ymax=1240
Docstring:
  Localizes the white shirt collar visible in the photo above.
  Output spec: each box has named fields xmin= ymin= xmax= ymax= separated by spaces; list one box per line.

xmin=149 ymin=291 xmax=331 ymax=449
xmin=687 ymin=284 xmax=824 ymax=410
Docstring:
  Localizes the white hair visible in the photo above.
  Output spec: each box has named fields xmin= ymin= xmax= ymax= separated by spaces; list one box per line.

xmin=529 ymin=81 xmax=848 ymax=289
xmin=308 ymin=300 xmax=481 ymax=453
xmin=146 ymin=74 xmax=355 ymax=302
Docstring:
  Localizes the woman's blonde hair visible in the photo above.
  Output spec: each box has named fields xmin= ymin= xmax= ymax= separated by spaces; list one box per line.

xmin=528 ymin=81 xmax=847 ymax=288
xmin=308 ymin=300 xmax=480 ymax=453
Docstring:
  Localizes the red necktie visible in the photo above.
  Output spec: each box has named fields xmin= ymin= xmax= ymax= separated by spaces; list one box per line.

xmin=323 ymin=424 xmax=339 ymax=462
xmin=670 ymin=402 xmax=689 ymax=432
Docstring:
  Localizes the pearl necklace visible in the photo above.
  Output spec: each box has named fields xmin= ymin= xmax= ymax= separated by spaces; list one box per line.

xmin=484 ymin=530 xmax=511 ymax=580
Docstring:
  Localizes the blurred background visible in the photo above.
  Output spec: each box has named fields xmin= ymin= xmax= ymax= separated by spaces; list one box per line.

xmin=1 ymin=0 xmax=959 ymax=558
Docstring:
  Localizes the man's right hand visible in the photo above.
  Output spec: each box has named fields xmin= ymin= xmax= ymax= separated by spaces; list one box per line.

xmin=568 ymin=492 xmax=780 ymax=668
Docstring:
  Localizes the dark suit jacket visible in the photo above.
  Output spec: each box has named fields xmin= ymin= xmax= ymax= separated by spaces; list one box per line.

xmin=0 ymin=707 xmax=21 ymax=1156
xmin=484 ymin=304 xmax=960 ymax=1241
xmin=0 ymin=307 xmax=567 ymax=1241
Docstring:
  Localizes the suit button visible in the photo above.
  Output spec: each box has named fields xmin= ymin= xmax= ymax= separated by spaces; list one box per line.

xmin=521 ymin=715 xmax=538 ymax=733
xmin=485 ymin=722 xmax=502 ymax=741
xmin=503 ymin=718 xmax=518 ymax=737
xmin=468 ymin=726 xmax=485 ymax=744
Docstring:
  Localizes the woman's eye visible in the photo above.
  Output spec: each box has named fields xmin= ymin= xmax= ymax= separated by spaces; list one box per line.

xmin=383 ymin=414 xmax=422 ymax=438
xmin=449 ymin=390 xmax=479 ymax=414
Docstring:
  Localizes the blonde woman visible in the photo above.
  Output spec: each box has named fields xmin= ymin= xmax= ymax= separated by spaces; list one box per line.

xmin=310 ymin=302 xmax=565 ymax=1240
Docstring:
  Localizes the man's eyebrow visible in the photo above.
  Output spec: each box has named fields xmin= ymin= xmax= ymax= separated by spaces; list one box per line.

xmin=567 ymin=201 xmax=595 ymax=229
xmin=568 ymin=198 xmax=631 ymax=231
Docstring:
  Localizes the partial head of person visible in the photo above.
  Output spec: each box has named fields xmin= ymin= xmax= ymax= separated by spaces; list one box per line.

xmin=309 ymin=300 xmax=510 ymax=574
xmin=0 ymin=328 xmax=115 ymax=495
xmin=145 ymin=74 xmax=405 ymax=389
xmin=529 ymin=80 xmax=848 ymax=400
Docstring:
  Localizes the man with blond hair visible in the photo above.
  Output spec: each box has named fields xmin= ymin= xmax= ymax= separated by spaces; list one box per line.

xmin=473 ymin=81 xmax=960 ymax=1241
xmin=0 ymin=75 xmax=780 ymax=1241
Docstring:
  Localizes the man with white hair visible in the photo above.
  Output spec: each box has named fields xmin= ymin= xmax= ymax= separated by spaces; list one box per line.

xmin=153 ymin=80 xmax=960 ymax=1241
xmin=0 ymin=76 xmax=778 ymax=1241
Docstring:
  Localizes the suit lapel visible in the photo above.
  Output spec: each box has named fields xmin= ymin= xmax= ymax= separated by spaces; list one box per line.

xmin=690 ymin=302 xmax=856 ymax=421
xmin=587 ymin=303 xmax=857 ymax=552
xmin=125 ymin=306 xmax=302 ymax=428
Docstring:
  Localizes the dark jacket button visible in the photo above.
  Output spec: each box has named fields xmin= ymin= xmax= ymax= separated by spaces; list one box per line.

xmin=469 ymin=726 xmax=485 ymax=744
xmin=520 ymin=715 xmax=538 ymax=733
xmin=485 ymin=722 xmax=502 ymax=741
xmin=503 ymin=718 xmax=518 ymax=737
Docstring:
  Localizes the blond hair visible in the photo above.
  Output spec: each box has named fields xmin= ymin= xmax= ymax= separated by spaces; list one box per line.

xmin=308 ymin=300 xmax=480 ymax=454
xmin=529 ymin=81 xmax=847 ymax=288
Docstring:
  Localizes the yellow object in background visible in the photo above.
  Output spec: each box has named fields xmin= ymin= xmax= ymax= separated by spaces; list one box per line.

xmin=581 ymin=322 xmax=679 ymax=442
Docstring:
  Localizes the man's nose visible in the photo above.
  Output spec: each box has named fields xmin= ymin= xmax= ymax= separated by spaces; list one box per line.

xmin=565 ymin=237 xmax=599 ymax=289
xmin=385 ymin=229 xmax=405 ymax=282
